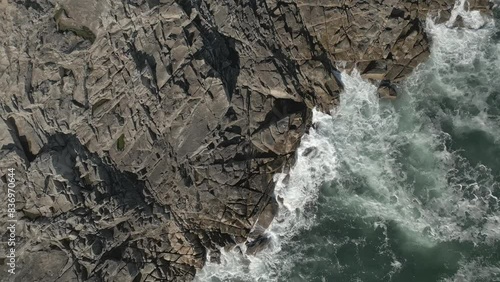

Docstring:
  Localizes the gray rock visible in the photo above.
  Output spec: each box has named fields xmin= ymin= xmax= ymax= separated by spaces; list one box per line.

xmin=378 ymin=84 xmax=398 ymax=100
xmin=0 ymin=0 xmax=490 ymax=281
xmin=245 ymin=235 xmax=271 ymax=256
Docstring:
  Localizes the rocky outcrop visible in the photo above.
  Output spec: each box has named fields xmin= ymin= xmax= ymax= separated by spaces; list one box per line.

xmin=0 ymin=0 xmax=491 ymax=281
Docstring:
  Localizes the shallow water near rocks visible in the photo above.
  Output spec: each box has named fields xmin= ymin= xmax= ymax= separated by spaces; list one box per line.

xmin=195 ymin=4 xmax=500 ymax=282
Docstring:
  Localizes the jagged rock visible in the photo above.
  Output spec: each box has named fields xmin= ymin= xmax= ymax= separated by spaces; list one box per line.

xmin=455 ymin=15 xmax=466 ymax=28
xmin=378 ymin=84 xmax=398 ymax=100
xmin=245 ymin=235 xmax=271 ymax=256
xmin=0 ymin=0 xmax=490 ymax=281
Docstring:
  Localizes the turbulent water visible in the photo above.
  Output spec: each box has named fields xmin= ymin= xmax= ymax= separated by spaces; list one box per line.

xmin=195 ymin=3 xmax=500 ymax=282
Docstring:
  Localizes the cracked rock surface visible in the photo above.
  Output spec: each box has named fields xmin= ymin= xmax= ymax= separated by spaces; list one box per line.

xmin=0 ymin=0 xmax=491 ymax=281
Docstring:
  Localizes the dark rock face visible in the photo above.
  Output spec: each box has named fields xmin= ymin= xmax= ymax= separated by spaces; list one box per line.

xmin=0 ymin=0 xmax=490 ymax=281
xmin=378 ymin=83 xmax=398 ymax=100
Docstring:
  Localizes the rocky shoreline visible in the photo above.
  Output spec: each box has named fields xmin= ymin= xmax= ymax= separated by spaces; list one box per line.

xmin=0 ymin=0 xmax=492 ymax=281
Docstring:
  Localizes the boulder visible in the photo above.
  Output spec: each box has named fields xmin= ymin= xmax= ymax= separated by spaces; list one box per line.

xmin=378 ymin=84 xmax=398 ymax=100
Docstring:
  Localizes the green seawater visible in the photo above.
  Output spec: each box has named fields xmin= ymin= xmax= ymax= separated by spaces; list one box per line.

xmin=196 ymin=6 xmax=500 ymax=282
xmin=278 ymin=8 xmax=500 ymax=282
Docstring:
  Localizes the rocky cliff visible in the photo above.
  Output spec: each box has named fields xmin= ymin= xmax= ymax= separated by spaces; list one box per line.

xmin=0 ymin=0 xmax=492 ymax=281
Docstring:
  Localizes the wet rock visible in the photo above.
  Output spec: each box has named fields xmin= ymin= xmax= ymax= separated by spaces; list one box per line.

xmin=245 ymin=235 xmax=272 ymax=256
xmin=378 ymin=84 xmax=398 ymax=100
xmin=455 ymin=15 xmax=466 ymax=28
xmin=302 ymin=147 xmax=318 ymax=157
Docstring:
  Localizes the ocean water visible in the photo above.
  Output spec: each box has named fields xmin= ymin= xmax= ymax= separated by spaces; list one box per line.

xmin=195 ymin=3 xmax=500 ymax=282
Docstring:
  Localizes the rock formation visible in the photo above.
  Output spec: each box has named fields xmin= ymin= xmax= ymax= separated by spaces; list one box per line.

xmin=0 ymin=0 xmax=492 ymax=281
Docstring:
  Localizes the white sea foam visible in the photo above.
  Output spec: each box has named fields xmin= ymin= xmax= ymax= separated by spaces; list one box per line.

xmin=446 ymin=0 xmax=488 ymax=29
xmin=321 ymin=3 xmax=500 ymax=247
xmin=441 ymin=260 xmax=500 ymax=282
